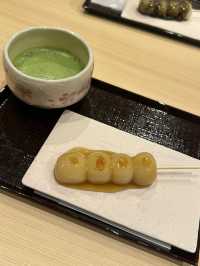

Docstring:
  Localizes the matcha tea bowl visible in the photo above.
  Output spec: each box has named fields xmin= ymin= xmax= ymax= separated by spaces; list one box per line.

xmin=3 ymin=27 xmax=94 ymax=108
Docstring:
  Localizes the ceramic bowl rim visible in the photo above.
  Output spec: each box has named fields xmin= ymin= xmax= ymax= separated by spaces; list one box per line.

xmin=3 ymin=26 xmax=93 ymax=83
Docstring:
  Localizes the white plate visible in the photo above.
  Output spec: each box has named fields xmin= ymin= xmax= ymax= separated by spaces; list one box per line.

xmin=122 ymin=0 xmax=200 ymax=42
xmin=91 ymin=0 xmax=126 ymax=11
xmin=22 ymin=110 xmax=200 ymax=253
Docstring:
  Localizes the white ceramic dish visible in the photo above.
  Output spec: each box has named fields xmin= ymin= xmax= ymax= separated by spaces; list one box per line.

xmin=122 ymin=0 xmax=200 ymax=41
xmin=22 ymin=110 xmax=200 ymax=253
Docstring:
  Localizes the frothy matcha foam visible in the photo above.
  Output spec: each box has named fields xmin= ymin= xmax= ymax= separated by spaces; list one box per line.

xmin=13 ymin=47 xmax=84 ymax=80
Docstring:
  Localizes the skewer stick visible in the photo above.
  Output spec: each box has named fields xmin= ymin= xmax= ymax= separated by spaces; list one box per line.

xmin=158 ymin=167 xmax=200 ymax=170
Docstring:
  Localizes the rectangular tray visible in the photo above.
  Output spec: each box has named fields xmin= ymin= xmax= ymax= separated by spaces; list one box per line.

xmin=83 ymin=0 xmax=200 ymax=47
xmin=0 ymin=79 xmax=200 ymax=265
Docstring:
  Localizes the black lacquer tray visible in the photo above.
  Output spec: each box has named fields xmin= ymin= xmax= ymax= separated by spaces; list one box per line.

xmin=0 ymin=79 xmax=200 ymax=265
xmin=83 ymin=0 xmax=200 ymax=47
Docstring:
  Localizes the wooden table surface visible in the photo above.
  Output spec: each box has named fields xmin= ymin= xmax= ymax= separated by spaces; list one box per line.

xmin=0 ymin=1 xmax=199 ymax=265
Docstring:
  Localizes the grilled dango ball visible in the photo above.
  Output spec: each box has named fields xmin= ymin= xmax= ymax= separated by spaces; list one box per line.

xmin=54 ymin=151 xmax=87 ymax=184
xmin=167 ymin=0 xmax=180 ymax=18
xmin=177 ymin=0 xmax=192 ymax=21
xmin=111 ymin=153 xmax=133 ymax=185
xmin=156 ymin=0 xmax=168 ymax=18
xmin=132 ymin=152 xmax=157 ymax=186
xmin=138 ymin=0 xmax=155 ymax=15
xmin=87 ymin=151 xmax=112 ymax=184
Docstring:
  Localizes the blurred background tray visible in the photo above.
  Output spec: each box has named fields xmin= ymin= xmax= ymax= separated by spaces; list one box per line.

xmin=0 ymin=79 xmax=200 ymax=265
xmin=83 ymin=0 xmax=200 ymax=47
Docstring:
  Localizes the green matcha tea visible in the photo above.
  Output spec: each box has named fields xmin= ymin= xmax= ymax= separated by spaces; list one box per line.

xmin=13 ymin=47 xmax=84 ymax=80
